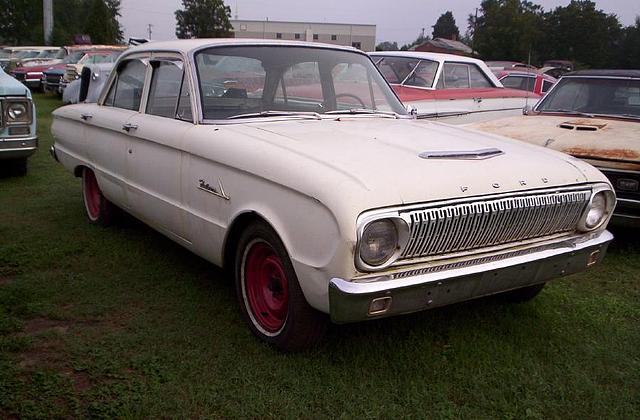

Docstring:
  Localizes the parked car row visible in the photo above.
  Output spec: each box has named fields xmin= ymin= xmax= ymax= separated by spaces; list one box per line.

xmin=45 ymin=39 xmax=617 ymax=352
xmin=4 ymin=38 xmax=635 ymax=351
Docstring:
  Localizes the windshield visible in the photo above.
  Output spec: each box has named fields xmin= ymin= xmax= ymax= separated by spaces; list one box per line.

xmin=17 ymin=51 xmax=39 ymax=59
xmin=195 ymin=46 xmax=406 ymax=120
xmin=63 ymin=51 xmax=85 ymax=64
xmin=35 ymin=50 xmax=58 ymax=59
xmin=536 ymin=77 xmax=640 ymax=119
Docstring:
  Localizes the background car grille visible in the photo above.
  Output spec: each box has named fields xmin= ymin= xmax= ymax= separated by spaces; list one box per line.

xmin=13 ymin=72 xmax=26 ymax=82
xmin=399 ymin=188 xmax=590 ymax=260
xmin=46 ymin=74 xmax=61 ymax=85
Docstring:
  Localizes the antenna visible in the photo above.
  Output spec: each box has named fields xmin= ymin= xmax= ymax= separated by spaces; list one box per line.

xmin=235 ymin=0 xmax=238 ymax=19
xmin=147 ymin=23 xmax=153 ymax=40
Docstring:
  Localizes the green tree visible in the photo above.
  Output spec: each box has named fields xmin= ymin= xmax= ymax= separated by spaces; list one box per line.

xmin=616 ymin=17 xmax=640 ymax=69
xmin=468 ymin=0 xmax=544 ymax=63
xmin=175 ymin=0 xmax=232 ymax=39
xmin=542 ymin=1 xmax=622 ymax=68
xmin=375 ymin=41 xmax=398 ymax=51
xmin=84 ymin=0 xmax=123 ymax=44
xmin=0 ymin=0 xmax=42 ymax=45
xmin=432 ymin=11 xmax=460 ymax=40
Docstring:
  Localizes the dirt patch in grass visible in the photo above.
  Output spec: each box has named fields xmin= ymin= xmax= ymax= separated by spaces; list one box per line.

xmin=23 ymin=317 xmax=71 ymax=336
xmin=0 ymin=276 xmax=13 ymax=286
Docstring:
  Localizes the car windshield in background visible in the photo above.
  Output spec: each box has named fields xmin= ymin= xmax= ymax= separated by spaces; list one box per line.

xmin=195 ymin=46 xmax=406 ymax=120
xmin=373 ymin=56 xmax=439 ymax=88
xmin=537 ymin=77 xmax=640 ymax=119
xmin=63 ymin=51 xmax=85 ymax=64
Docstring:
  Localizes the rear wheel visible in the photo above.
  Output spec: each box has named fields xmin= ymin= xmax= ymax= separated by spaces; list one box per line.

xmin=500 ymin=283 xmax=546 ymax=303
xmin=235 ymin=221 xmax=327 ymax=352
xmin=82 ymin=167 xmax=115 ymax=226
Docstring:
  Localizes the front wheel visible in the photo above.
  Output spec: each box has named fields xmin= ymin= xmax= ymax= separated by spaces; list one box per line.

xmin=235 ymin=221 xmax=327 ymax=352
xmin=82 ymin=167 xmax=116 ymax=226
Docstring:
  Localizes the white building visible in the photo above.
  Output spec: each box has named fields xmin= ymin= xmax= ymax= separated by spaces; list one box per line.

xmin=231 ymin=19 xmax=376 ymax=52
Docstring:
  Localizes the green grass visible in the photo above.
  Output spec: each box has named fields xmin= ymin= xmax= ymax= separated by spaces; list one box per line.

xmin=1 ymin=93 xmax=639 ymax=418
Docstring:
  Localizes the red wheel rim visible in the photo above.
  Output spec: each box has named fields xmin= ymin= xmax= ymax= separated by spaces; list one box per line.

xmin=244 ymin=242 xmax=289 ymax=333
xmin=83 ymin=169 xmax=101 ymax=220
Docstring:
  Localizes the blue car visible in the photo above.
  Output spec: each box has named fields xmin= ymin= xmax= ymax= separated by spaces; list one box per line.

xmin=1 ymin=67 xmax=37 ymax=175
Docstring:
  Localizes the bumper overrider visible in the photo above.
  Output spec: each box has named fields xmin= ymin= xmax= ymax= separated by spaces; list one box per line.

xmin=329 ymin=230 xmax=612 ymax=323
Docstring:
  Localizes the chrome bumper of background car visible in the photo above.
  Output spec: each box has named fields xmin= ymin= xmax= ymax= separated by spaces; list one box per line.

xmin=329 ymin=230 xmax=613 ymax=323
xmin=0 ymin=136 xmax=38 ymax=159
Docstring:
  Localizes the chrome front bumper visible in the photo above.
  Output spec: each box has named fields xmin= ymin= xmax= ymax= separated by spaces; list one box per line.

xmin=329 ymin=231 xmax=613 ymax=323
xmin=0 ymin=136 xmax=38 ymax=159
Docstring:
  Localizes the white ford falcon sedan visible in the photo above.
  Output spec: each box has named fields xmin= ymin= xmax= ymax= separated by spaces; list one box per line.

xmin=51 ymin=39 xmax=615 ymax=352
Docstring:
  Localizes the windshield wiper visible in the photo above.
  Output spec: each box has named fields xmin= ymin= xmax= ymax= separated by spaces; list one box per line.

xmin=539 ymin=109 xmax=595 ymax=118
xmin=227 ymin=110 xmax=321 ymax=120
xmin=614 ymin=113 xmax=640 ymax=120
xmin=324 ymin=109 xmax=400 ymax=118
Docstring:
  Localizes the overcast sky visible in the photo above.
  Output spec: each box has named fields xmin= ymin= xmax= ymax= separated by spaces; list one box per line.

xmin=119 ymin=0 xmax=639 ymax=46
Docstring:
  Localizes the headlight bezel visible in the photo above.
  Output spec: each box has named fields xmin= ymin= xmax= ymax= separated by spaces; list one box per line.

xmin=578 ymin=183 xmax=616 ymax=232
xmin=356 ymin=213 xmax=410 ymax=271
xmin=3 ymin=98 xmax=33 ymax=125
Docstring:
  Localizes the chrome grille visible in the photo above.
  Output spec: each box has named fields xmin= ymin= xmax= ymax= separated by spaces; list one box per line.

xmin=400 ymin=189 xmax=590 ymax=260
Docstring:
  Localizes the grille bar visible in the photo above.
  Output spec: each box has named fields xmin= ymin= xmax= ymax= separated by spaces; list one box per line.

xmin=400 ymin=189 xmax=590 ymax=260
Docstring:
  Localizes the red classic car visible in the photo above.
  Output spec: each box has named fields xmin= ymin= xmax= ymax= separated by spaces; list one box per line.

xmin=497 ymin=69 xmax=557 ymax=96
xmin=369 ymin=51 xmax=540 ymax=123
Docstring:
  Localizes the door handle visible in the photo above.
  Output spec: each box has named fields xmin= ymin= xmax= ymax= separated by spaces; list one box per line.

xmin=122 ymin=123 xmax=138 ymax=132
xmin=473 ymin=97 xmax=483 ymax=103
xmin=80 ymin=113 xmax=92 ymax=121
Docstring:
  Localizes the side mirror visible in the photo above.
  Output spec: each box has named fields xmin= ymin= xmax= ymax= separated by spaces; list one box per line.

xmin=406 ymin=104 xmax=418 ymax=116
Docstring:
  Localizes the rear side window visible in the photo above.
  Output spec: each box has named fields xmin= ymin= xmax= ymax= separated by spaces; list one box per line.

xmin=502 ymin=75 xmax=535 ymax=92
xmin=146 ymin=60 xmax=185 ymax=118
xmin=542 ymin=79 xmax=554 ymax=93
xmin=104 ymin=59 xmax=147 ymax=111
xmin=439 ymin=63 xmax=493 ymax=89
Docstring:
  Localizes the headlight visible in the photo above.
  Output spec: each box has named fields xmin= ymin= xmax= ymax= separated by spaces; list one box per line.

xmin=6 ymin=101 xmax=31 ymax=123
xmin=359 ymin=219 xmax=399 ymax=266
xmin=580 ymin=188 xmax=615 ymax=231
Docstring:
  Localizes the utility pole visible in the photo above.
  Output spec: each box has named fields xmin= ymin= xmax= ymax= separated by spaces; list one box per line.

xmin=147 ymin=24 xmax=153 ymax=40
xmin=43 ymin=0 xmax=53 ymax=45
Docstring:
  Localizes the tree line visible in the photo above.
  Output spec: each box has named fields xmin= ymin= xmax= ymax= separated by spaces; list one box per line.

xmin=377 ymin=0 xmax=640 ymax=69
xmin=0 ymin=0 xmax=123 ymax=46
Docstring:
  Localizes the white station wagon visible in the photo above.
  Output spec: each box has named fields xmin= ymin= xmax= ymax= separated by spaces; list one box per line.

xmin=51 ymin=40 xmax=615 ymax=351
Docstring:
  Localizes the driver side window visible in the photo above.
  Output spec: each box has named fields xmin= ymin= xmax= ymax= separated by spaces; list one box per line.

xmin=104 ymin=59 xmax=148 ymax=111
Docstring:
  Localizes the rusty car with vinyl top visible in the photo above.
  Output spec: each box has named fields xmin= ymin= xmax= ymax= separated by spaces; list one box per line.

xmin=469 ymin=69 xmax=640 ymax=226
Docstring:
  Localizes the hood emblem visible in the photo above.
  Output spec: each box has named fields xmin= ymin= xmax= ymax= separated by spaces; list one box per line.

xmin=419 ymin=148 xmax=504 ymax=160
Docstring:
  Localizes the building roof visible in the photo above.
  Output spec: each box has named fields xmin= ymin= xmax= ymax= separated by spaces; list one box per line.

xmin=231 ymin=19 xmax=375 ymax=27
xmin=565 ymin=69 xmax=640 ymax=79
xmin=410 ymin=38 xmax=472 ymax=54
xmin=126 ymin=38 xmax=360 ymax=55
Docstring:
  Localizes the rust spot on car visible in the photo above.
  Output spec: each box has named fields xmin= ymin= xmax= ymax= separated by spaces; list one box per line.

xmin=561 ymin=119 xmax=609 ymax=129
xmin=564 ymin=147 xmax=640 ymax=161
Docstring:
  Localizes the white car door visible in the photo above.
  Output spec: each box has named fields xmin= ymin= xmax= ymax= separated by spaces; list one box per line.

xmin=124 ymin=57 xmax=193 ymax=242
xmin=81 ymin=57 xmax=149 ymax=208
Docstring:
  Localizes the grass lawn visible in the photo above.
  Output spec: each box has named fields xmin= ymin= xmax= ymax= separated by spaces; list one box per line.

xmin=0 ymin=93 xmax=639 ymax=418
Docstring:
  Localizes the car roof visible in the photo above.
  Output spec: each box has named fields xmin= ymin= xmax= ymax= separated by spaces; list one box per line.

xmin=498 ymin=69 xmax=557 ymax=82
xmin=125 ymin=38 xmax=360 ymax=56
xmin=565 ymin=69 xmax=640 ymax=79
xmin=369 ymin=51 xmax=483 ymax=65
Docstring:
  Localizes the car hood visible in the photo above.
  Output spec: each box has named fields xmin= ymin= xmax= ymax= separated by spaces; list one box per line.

xmin=225 ymin=117 xmax=590 ymax=207
xmin=468 ymin=114 xmax=640 ymax=171
xmin=0 ymin=69 xmax=29 ymax=96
